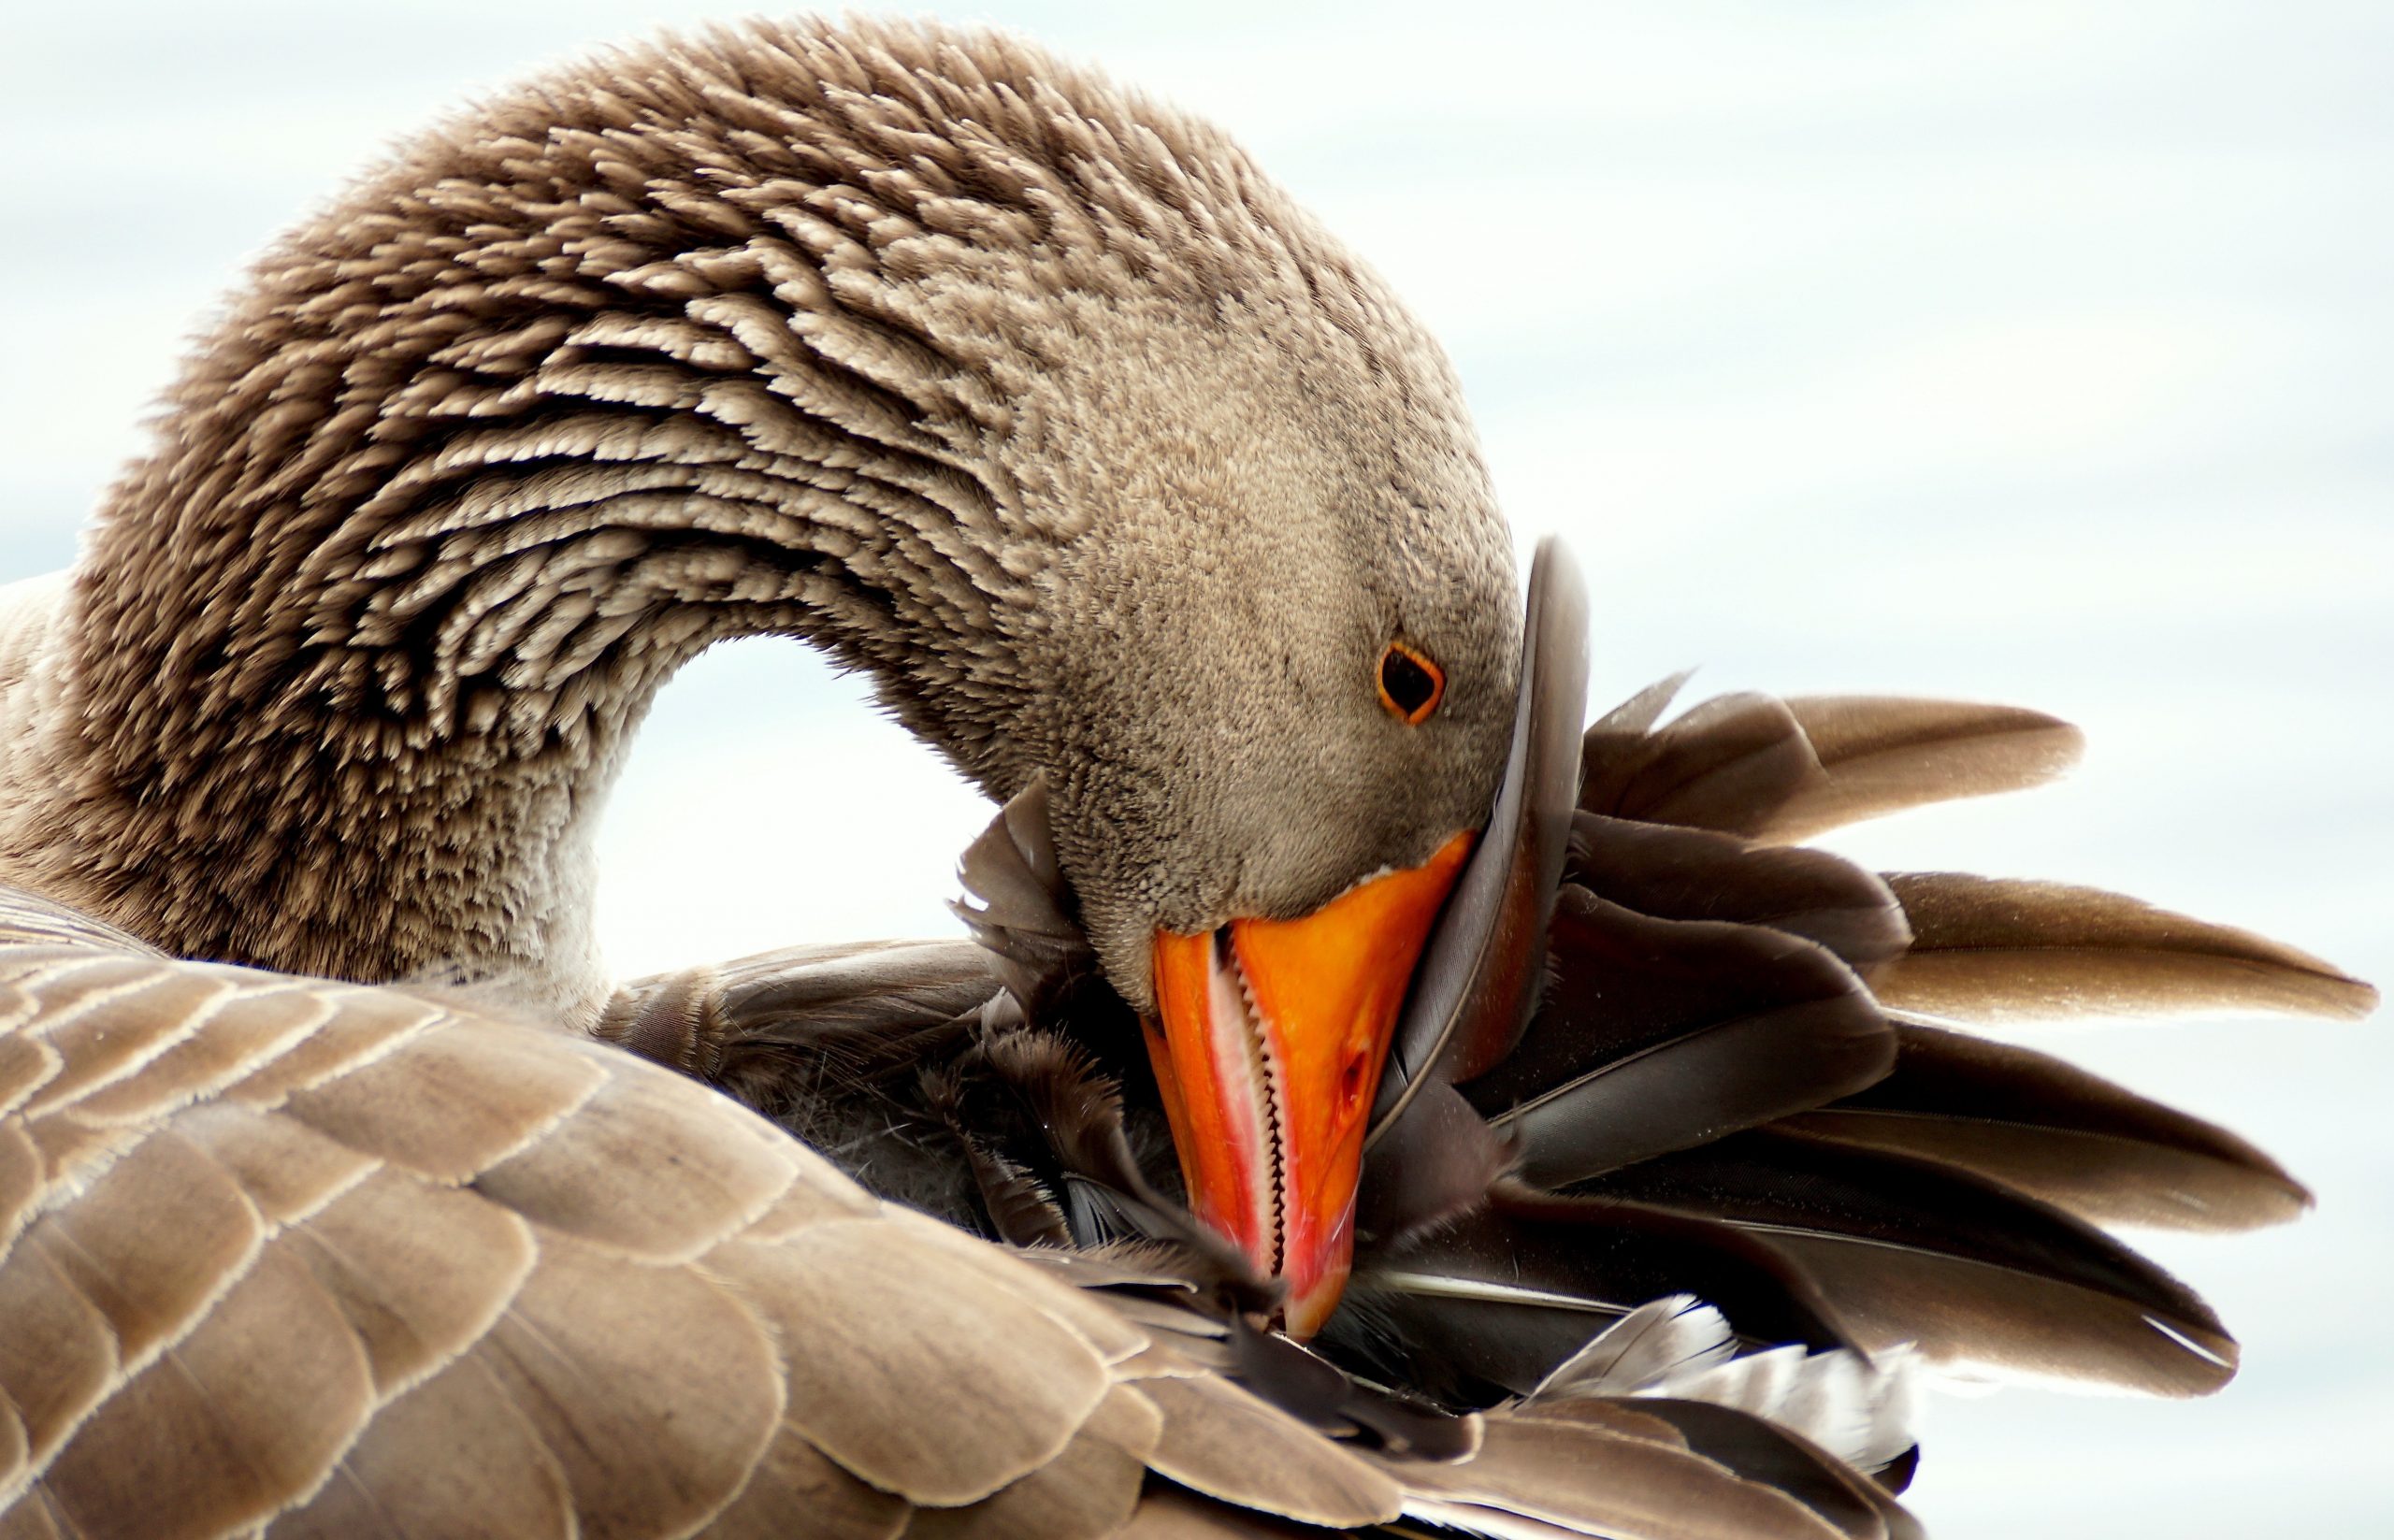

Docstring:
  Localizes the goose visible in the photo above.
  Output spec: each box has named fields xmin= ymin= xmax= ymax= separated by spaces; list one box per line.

xmin=0 ymin=18 xmax=1947 ymax=1538
xmin=0 ymin=14 xmax=2370 ymax=1539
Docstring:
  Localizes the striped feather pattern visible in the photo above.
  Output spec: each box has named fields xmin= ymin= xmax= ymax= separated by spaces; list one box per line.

xmin=0 ymin=885 xmax=1897 ymax=1538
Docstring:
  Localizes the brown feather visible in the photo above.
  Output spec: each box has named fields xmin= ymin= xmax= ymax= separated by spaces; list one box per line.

xmin=217 ymin=985 xmax=457 ymax=1107
xmin=1110 ymin=1484 xmax=1330 ymax=1539
xmin=1581 ymin=692 xmax=1824 ymax=839
xmin=0 ymin=1242 xmax=118 ymax=1482
xmin=273 ymin=1027 xmax=606 ymax=1181
xmin=952 ymin=778 xmax=1101 ymax=1021
xmin=1378 ymin=539 xmax=1589 ymax=1119
xmin=43 ymin=1245 xmax=376 ymax=1540
xmin=926 ymin=1101 xmax=1077 ymax=1249
xmin=66 ymin=984 xmax=336 ymax=1125
xmin=466 ymin=1066 xmax=800 ymax=1260
xmin=0 ymin=1035 xmax=61 ymax=1120
xmin=21 ymin=959 xmax=236 ymax=1111
xmin=1357 ymin=1075 xmax=1519 ymax=1250
xmin=1341 ymin=1192 xmax=1855 ymax=1404
xmin=278 ymin=1170 xmax=537 ymax=1393
xmin=22 ymin=1130 xmax=263 ymax=1369
xmin=1781 ymin=1021 xmax=2309 ymax=1231
xmin=1580 ymin=688 xmax=2084 ymax=846
xmin=466 ymin=1237 xmax=788 ymax=1538
xmin=703 ymin=1423 xmax=912 ymax=1540
xmin=1392 ymin=1413 xmax=1848 ymax=1540
xmin=879 ymin=1208 xmax=1156 ymax=1368
xmin=1470 ymin=889 xmax=1894 ymax=1189
xmin=1876 ymin=872 xmax=2378 ymax=1021
xmin=1618 ymin=1401 xmax=1920 ymax=1540
xmin=708 ymin=1222 xmax=1110 ymax=1506
xmin=1580 ymin=1130 xmax=2238 ymax=1396
xmin=901 ymin=1384 xmax=1161 ymax=1540
xmin=1761 ymin=698 xmax=2084 ymax=843
xmin=1510 ymin=1394 xmax=1698 ymax=1450
xmin=1568 ymin=813 xmax=1910 ymax=977
xmin=271 ymin=1353 xmax=584 ymax=1540
xmin=598 ymin=939 xmax=996 ymax=1106
xmin=1138 ymin=1374 xmax=1403 ymax=1528
xmin=1772 ymin=1237 xmax=2236 ymax=1396
xmin=1582 ymin=672 xmax=1695 ymax=745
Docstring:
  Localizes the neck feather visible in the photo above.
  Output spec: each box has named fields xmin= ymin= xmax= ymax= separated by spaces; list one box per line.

xmin=21 ymin=47 xmax=1115 ymax=1015
xmin=5 ymin=19 xmax=1468 ymax=1022
xmin=44 ymin=321 xmax=1027 ymax=1016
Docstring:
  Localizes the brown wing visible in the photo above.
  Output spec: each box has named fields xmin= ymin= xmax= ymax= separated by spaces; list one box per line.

xmin=597 ymin=937 xmax=1001 ymax=1103
xmin=0 ymin=885 xmax=1873 ymax=1540
xmin=1873 ymin=871 xmax=2376 ymax=1023
xmin=1320 ymin=682 xmax=2371 ymax=1406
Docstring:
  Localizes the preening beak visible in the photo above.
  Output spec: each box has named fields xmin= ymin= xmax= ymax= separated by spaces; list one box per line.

xmin=1147 ymin=831 xmax=1474 ymax=1336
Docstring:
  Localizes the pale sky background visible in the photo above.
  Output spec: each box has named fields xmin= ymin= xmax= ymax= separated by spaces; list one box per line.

xmin=4 ymin=2 xmax=2388 ymax=1533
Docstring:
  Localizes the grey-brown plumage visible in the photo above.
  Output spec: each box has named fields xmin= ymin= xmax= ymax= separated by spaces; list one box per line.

xmin=0 ymin=16 xmax=1927 ymax=1540
xmin=1 ymin=8 xmax=2375 ymax=1535
xmin=1872 ymin=872 xmax=2372 ymax=1022
xmin=0 ymin=881 xmax=1893 ymax=1539
xmin=1348 ymin=663 xmax=2365 ymax=1397
xmin=752 ymin=588 xmax=2370 ymax=1419
xmin=0 ymin=15 xmax=1517 ymax=1025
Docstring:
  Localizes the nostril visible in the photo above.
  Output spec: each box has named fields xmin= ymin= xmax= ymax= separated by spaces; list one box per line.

xmin=1339 ymin=1054 xmax=1365 ymax=1108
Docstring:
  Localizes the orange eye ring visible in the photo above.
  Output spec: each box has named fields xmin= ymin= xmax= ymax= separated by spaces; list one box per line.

xmin=1376 ymin=641 xmax=1445 ymax=725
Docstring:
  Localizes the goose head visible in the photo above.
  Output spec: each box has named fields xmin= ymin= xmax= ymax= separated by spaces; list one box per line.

xmin=1017 ymin=386 xmax=1519 ymax=1332
xmin=28 ymin=19 xmax=1520 ymax=1335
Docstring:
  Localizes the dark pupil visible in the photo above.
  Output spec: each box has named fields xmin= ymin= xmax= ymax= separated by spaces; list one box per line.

xmin=1381 ymin=649 xmax=1436 ymax=714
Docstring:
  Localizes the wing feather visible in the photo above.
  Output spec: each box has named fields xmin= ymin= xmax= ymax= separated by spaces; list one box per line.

xmin=1472 ymin=890 xmax=1893 ymax=1189
xmin=0 ymin=895 xmax=1135 ymax=1532
xmin=270 ymin=1353 xmax=583 ymax=1540
xmin=1392 ymin=1413 xmax=1849 ymax=1540
xmin=1568 ymin=813 xmax=1909 ymax=975
xmin=38 ymin=1245 xmax=376 ymax=1539
xmin=703 ymin=1420 xmax=911 ymax=1540
xmin=1762 ymin=698 xmax=2084 ymax=842
xmin=13 ymin=878 xmax=1805 ymax=1539
xmin=1614 ymin=1401 xmax=1920 ymax=1540
xmin=1782 ymin=1021 xmax=2309 ymax=1231
xmin=1876 ymin=872 xmax=2377 ymax=1021
xmin=1138 ymin=1374 xmax=1402 ymax=1528
xmin=1377 ymin=538 xmax=1589 ymax=1127
xmin=1579 ymin=1130 xmax=2237 ymax=1395
xmin=1580 ymin=692 xmax=1823 ymax=838
xmin=901 ymin=1384 xmax=1161 ymax=1540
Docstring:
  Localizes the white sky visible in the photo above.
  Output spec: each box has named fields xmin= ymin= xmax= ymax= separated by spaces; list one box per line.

xmin=4 ymin=3 xmax=2388 ymax=1533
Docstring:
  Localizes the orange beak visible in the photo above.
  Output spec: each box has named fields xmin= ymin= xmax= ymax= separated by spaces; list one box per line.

xmin=1147 ymin=831 xmax=1474 ymax=1337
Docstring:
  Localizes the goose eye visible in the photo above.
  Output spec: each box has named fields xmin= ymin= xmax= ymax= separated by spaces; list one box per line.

xmin=1376 ymin=642 xmax=1445 ymax=725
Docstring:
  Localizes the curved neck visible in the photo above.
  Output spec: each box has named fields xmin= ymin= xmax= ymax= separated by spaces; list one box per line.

xmin=7 ymin=22 xmax=1492 ymax=1023
xmin=32 ymin=173 xmax=1052 ymax=1020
